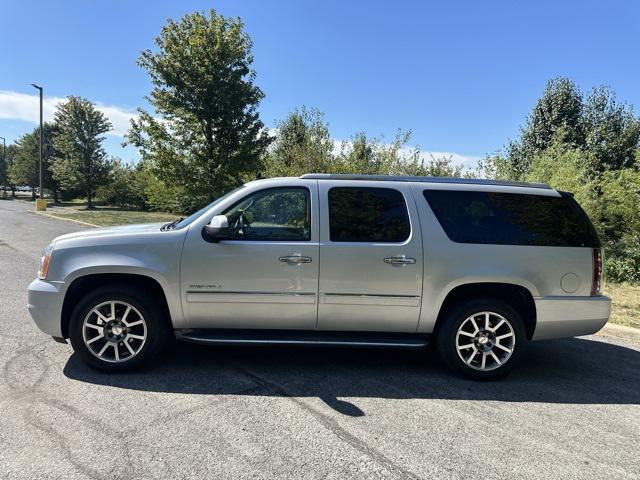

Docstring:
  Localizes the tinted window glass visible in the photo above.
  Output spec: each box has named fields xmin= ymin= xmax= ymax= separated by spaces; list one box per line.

xmin=423 ymin=190 xmax=600 ymax=247
xmin=329 ymin=187 xmax=410 ymax=242
xmin=224 ymin=187 xmax=311 ymax=241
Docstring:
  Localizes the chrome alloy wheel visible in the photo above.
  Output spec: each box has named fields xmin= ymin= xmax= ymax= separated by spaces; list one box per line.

xmin=82 ymin=300 xmax=147 ymax=363
xmin=455 ymin=311 xmax=515 ymax=371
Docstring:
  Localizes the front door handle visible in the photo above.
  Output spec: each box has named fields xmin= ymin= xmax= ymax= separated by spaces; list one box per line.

xmin=384 ymin=255 xmax=416 ymax=265
xmin=279 ymin=254 xmax=312 ymax=264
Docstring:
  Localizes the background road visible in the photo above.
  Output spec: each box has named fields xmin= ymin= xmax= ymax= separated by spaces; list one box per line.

xmin=1 ymin=199 xmax=639 ymax=480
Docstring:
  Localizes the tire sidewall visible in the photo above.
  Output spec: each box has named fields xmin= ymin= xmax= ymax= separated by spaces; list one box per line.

xmin=69 ymin=286 xmax=168 ymax=372
xmin=437 ymin=298 xmax=528 ymax=380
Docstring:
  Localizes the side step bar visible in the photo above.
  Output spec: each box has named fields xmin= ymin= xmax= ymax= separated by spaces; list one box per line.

xmin=175 ymin=329 xmax=430 ymax=348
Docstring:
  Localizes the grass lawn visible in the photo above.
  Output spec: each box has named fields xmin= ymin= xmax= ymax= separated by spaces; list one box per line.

xmin=605 ymin=282 xmax=640 ymax=329
xmin=45 ymin=203 xmax=177 ymax=227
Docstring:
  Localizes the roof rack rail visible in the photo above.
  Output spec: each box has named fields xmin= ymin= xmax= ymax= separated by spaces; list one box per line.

xmin=299 ymin=173 xmax=552 ymax=190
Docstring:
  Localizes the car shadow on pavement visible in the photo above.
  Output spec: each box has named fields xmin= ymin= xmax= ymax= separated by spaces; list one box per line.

xmin=63 ymin=337 xmax=640 ymax=416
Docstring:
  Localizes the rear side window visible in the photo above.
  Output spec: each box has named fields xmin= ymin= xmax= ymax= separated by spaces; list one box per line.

xmin=423 ymin=190 xmax=600 ymax=247
xmin=329 ymin=187 xmax=410 ymax=242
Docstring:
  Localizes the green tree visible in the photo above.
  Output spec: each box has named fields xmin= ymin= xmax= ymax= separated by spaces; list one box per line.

xmin=332 ymin=130 xmax=466 ymax=177
xmin=264 ymin=107 xmax=334 ymax=176
xmin=52 ymin=96 xmax=112 ymax=208
xmin=503 ymin=77 xmax=584 ymax=179
xmin=334 ymin=132 xmax=382 ymax=174
xmin=8 ymin=136 xmax=37 ymax=199
xmin=415 ymin=154 xmax=466 ymax=177
xmin=0 ymin=143 xmax=6 ymax=193
xmin=127 ymin=9 xmax=271 ymax=212
xmin=485 ymin=78 xmax=640 ymax=181
xmin=7 ymin=123 xmax=61 ymax=201
xmin=582 ymin=86 xmax=640 ymax=172
xmin=137 ymin=161 xmax=187 ymax=213
xmin=1 ymin=144 xmax=17 ymax=197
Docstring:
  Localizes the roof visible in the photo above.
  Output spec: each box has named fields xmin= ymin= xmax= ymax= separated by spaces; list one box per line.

xmin=299 ymin=173 xmax=552 ymax=190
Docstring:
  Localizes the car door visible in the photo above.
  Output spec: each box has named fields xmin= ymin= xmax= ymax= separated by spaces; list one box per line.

xmin=317 ymin=181 xmax=423 ymax=332
xmin=180 ymin=180 xmax=319 ymax=330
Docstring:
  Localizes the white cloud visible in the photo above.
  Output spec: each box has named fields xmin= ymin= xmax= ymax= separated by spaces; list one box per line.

xmin=91 ymin=104 xmax=138 ymax=137
xmin=0 ymin=90 xmax=137 ymax=137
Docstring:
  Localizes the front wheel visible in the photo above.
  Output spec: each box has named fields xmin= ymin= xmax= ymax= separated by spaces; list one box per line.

xmin=68 ymin=286 xmax=170 ymax=372
xmin=436 ymin=299 xmax=528 ymax=380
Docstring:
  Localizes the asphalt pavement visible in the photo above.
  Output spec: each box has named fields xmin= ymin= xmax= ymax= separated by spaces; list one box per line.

xmin=0 ymin=198 xmax=639 ymax=480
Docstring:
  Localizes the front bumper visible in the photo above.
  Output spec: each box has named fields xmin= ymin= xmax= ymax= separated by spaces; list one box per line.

xmin=532 ymin=295 xmax=612 ymax=340
xmin=27 ymin=279 xmax=65 ymax=338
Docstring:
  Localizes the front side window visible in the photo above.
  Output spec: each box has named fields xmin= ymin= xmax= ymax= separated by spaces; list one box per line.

xmin=223 ymin=187 xmax=311 ymax=241
xmin=423 ymin=190 xmax=601 ymax=247
xmin=173 ymin=185 xmax=245 ymax=230
xmin=329 ymin=187 xmax=411 ymax=242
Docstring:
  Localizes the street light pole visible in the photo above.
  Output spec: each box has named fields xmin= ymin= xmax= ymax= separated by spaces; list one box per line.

xmin=31 ymin=84 xmax=43 ymax=200
xmin=0 ymin=136 xmax=5 ymax=194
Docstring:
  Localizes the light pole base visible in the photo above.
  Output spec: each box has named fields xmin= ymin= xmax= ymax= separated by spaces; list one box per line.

xmin=35 ymin=199 xmax=47 ymax=211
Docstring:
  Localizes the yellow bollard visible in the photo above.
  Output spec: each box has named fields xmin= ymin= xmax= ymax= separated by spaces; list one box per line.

xmin=35 ymin=199 xmax=47 ymax=211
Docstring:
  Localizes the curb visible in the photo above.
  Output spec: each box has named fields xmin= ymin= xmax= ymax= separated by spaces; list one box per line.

xmin=596 ymin=323 xmax=640 ymax=345
xmin=34 ymin=211 xmax=99 ymax=228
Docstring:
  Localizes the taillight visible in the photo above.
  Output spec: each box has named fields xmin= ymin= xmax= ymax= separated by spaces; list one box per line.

xmin=591 ymin=248 xmax=603 ymax=296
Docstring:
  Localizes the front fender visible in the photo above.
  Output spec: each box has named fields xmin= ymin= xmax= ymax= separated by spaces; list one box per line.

xmin=51 ymin=241 xmax=185 ymax=328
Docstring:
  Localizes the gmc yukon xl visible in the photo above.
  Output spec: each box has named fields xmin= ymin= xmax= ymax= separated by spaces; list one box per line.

xmin=28 ymin=174 xmax=611 ymax=379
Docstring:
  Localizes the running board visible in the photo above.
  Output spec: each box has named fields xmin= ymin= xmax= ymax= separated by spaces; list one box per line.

xmin=175 ymin=329 xmax=430 ymax=348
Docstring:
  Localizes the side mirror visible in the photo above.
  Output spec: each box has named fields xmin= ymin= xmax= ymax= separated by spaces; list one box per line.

xmin=203 ymin=215 xmax=229 ymax=243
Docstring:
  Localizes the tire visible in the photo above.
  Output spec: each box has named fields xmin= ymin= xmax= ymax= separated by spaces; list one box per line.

xmin=68 ymin=285 xmax=170 ymax=372
xmin=436 ymin=298 xmax=528 ymax=380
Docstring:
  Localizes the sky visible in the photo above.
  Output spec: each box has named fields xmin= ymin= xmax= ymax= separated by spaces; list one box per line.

xmin=1 ymin=0 xmax=639 ymax=170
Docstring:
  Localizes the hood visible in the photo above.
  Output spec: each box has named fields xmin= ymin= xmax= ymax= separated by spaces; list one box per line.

xmin=53 ymin=222 xmax=167 ymax=243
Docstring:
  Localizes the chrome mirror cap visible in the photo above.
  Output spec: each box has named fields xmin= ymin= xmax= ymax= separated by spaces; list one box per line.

xmin=203 ymin=215 xmax=229 ymax=242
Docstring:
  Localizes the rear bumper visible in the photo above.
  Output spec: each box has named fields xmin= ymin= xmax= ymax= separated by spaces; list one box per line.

xmin=532 ymin=295 xmax=612 ymax=340
xmin=27 ymin=279 xmax=65 ymax=338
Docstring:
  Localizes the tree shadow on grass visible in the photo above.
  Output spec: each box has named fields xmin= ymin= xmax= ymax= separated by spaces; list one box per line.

xmin=64 ymin=337 xmax=640 ymax=416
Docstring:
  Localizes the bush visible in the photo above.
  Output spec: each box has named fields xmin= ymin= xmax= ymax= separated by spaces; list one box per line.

xmin=97 ymin=159 xmax=147 ymax=209
xmin=138 ymin=169 xmax=190 ymax=214
xmin=606 ymin=237 xmax=640 ymax=283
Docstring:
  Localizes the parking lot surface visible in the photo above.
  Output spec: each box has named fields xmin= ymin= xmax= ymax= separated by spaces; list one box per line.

xmin=1 ymin=199 xmax=639 ymax=479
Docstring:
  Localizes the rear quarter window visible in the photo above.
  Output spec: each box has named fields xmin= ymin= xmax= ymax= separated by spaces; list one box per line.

xmin=422 ymin=190 xmax=600 ymax=247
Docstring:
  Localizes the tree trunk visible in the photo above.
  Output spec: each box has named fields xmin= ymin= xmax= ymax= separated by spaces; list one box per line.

xmin=32 ymin=188 xmax=36 ymax=200
xmin=53 ymin=188 xmax=59 ymax=204
xmin=87 ymin=190 xmax=93 ymax=209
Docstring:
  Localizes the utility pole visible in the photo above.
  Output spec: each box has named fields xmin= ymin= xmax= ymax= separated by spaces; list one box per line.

xmin=31 ymin=84 xmax=45 ymax=210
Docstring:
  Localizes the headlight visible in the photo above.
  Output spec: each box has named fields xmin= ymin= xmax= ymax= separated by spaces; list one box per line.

xmin=37 ymin=243 xmax=55 ymax=280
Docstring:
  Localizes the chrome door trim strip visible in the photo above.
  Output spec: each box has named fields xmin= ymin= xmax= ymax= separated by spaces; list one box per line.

xmin=185 ymin=291 xmax=316 ymax=304
xmin=321 ymin=293 xmax=421 ymax=307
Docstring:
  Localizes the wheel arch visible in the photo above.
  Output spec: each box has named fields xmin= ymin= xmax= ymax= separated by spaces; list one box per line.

xmin=61 ymin=273 xmax=172 ymax=339
xmin=433 ymin=282 xmax=537 ymax=340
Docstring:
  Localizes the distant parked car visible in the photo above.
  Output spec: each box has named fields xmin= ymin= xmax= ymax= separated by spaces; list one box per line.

xmin=28 ymin=174 xmax=610 ymax=379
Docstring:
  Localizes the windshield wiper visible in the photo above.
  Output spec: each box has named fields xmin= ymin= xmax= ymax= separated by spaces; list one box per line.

xmin=161 ymin=217 xmax=184 ymax=231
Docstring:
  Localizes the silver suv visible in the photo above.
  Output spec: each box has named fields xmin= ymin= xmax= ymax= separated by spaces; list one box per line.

xmin=28 ymin=174 xmax=611 ymax=379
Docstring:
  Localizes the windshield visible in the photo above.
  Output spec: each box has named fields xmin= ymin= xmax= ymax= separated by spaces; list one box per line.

xmin=171 ymin=185 xmax=246 ymax=230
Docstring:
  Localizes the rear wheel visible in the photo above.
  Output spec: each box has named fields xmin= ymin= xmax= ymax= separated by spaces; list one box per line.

xmin=69 ymin=286 xmax=170 ymax=372
xmin=436 ymin=299 xmax=528 ymax=380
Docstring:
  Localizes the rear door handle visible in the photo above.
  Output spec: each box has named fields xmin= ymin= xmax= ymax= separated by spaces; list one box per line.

xmin=279 ymin=254 xmax=312 ymax=264
xmin=384 ymin=255 xmax=416 ymax=265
